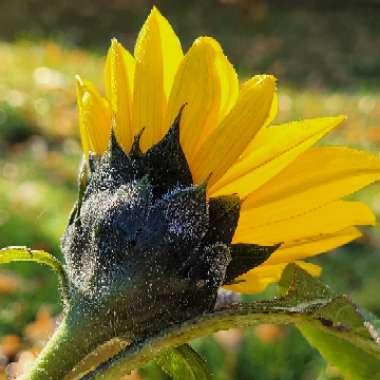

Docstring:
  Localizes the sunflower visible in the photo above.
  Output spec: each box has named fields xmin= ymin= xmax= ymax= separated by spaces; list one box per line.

xmin=75 ymin=7 xmax=380 ymax=297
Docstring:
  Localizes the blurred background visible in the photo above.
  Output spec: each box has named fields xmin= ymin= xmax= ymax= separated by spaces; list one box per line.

xmin=0 ymin=0 xmax=380 ymax=379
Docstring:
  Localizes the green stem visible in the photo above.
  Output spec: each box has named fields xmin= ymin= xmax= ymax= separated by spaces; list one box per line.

xmin=19 ymin=305 xmax=113 ymax=380
xmin=80 ymin=302 xmax=320 ymax=380
xmin=81 ymin=298 xmax=380 ymax=380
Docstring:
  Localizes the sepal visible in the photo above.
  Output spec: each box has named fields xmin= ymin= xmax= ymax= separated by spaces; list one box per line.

xmin=204 ymin=195 xmax=240 ymax=245
xmin=143 ymin=106 xmax=192 ymax=197
xmin=223 ymin=243 xmax=280 ymax=284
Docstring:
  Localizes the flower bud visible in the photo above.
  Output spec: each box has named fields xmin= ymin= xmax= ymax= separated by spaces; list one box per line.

xmin=61 ymin=116 xmax=240 ymax=339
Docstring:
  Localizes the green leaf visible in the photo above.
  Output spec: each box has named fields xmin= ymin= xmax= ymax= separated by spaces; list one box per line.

xmin=155 ymin=344 xmax=211 ymax=380
xmin=281 ymin=263 xmax=380 ymax=380
xmin=0 ymin=246 xmax=68 ymax=296
xmin=299 ymin=323 xmax=380 ymax=380
xmin=279 ymin=262 xmax=332 ymax=301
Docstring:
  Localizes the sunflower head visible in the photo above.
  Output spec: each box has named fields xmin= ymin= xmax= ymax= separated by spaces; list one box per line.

xmin=62 ymin=111 xmax=250 ymax=337
xmin=63 ymin=7 xmax=380 ymax=338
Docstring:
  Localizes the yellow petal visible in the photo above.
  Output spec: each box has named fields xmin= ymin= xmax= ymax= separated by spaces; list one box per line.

xmin=166 ymin=36 xmax=239 ymax=163
xmin=76 ymin=76 xmax=112 ymax=156
xmin=223 ymin=261 xmax=321 ymax=294
xmin=267 ymin=92 xmax=279 ymax=126
xmin=132 ymin=7 xmax=183 ymax=152
xmin=234 ymin=200 xmax=375 ymax=245
xmin=243 ymin=146 xmax=380 ymax=213
xmin=210 ymin=116 xmax=345 ymax=197
xmin=266 ymin=227 xmax=362 ymax=265
xmin=231 ymin=92 xmax=277 ymax=159
xmin=191 ymin=75 xmax=276 ymax=186
xmin=104 ymin=39 xmax=135 ymax=153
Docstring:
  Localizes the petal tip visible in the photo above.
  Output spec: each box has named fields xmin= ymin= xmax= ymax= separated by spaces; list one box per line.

xmin=262 ymin=74 xmax=277 ymax=86
xmin=338 ymin=114 xmax=348 ymax=123
xmin=75 ymin=74 xmax=83 ymax=85
xmin=244 ymin=74 xmax=277 ymax=93
xmin=146 ymin=5 xmax=167 ymax=27
xmin=193 ymin=36 xmax=221 ymax=51
xmin=75 ymin=75 xmax=84 ymax=93
xmin=109 ymin=38 xmax=121 ymax=55
xmin=110 ymin=37 xmax=121 ymax=52
xmin=150 ymin=5 xmax=162 ymax=16
xmin=252 ymin=75 xmax=277 ymax=98
xmin=328 ymin=114 xmax=347 ymax=124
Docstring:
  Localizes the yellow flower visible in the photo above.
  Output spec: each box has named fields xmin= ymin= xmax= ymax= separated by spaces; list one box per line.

xmin=76 ymin=7 xmax=380 ymax=295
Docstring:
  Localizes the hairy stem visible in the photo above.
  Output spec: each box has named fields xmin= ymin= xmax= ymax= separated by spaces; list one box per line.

xmin=19 ymin=304 xmax=113 ymax=380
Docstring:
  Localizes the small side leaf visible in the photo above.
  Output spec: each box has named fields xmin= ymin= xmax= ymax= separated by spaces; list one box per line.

xmin=0 ymin=246 xmax=68 ymax=295
xmin=155 ymin=344 xmax=211 ymax=380
xmin=279 ymin=262 xmax=332 ymax=301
